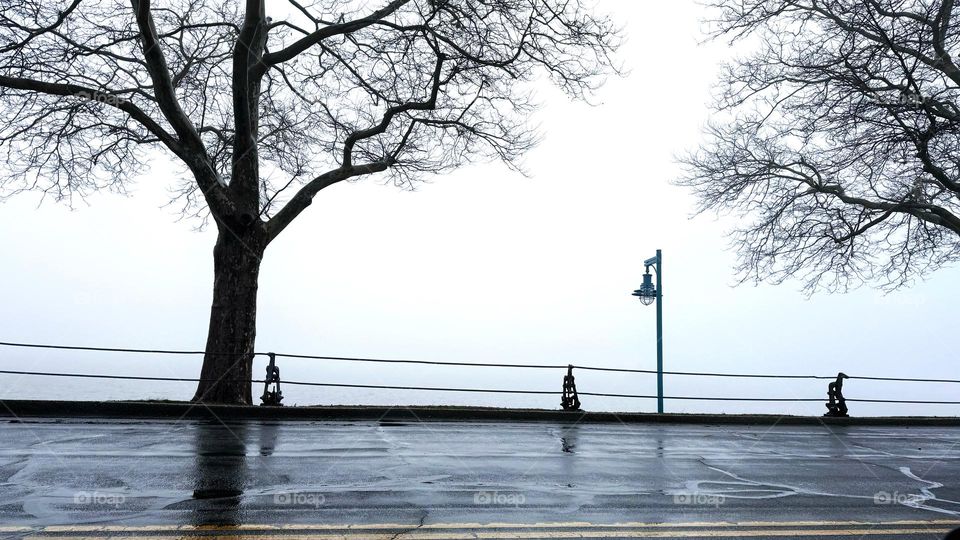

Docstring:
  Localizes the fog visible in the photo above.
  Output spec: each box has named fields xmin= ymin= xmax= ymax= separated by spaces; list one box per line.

xmin=0 ymin=0 xmax=956 ymax=416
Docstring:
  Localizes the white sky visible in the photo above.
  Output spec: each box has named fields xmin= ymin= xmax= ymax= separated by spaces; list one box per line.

xmin=0 ymin=0 xmax=957 ymax=416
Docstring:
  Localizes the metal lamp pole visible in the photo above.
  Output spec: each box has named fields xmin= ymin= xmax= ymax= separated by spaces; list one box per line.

xmin=632 ymin=249 xmax=663 ymax=413
xmin=653 ymin=250 xmax=663 ymax=413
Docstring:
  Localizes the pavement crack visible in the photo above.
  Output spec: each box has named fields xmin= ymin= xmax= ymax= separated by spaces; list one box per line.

xmin=389 ymin=513 xmax=426 ymax=540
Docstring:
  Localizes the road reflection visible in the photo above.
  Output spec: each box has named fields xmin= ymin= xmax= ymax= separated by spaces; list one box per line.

xmin=560 ymin=425 xmax=579 ymax=454
xmin=190 ymin=421 xmax=248 ymax=525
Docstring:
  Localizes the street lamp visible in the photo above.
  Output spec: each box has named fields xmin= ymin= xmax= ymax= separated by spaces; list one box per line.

xmin=632 ymin=249 xmax=663 ymax=413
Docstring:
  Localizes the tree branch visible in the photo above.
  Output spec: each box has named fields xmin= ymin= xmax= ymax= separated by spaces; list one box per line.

xmin=265 ymin=161 xmax=390 ymax=241
xmin=260 ymin=0 xmax=411 ymax=70
xmin=131 ymin=0 xmax=232 ymax=215
xmin=0 ymin=75 xmax=179 ymax=153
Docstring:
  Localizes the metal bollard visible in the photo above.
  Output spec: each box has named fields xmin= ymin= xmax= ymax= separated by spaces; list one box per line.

xmin=561 ymin=364 xmax=581 ymax=411
xmin=823 ymin=372 xmax=849 ymax=417
xmin=260 ymin=352 xmax=284 ymax=406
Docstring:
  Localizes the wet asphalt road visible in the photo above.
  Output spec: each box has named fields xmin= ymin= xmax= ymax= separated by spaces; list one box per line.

xmin=1 ymin=416 xmax=959 ymax=538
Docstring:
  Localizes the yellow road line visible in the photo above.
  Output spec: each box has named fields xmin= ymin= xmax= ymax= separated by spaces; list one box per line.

xmin=37 ymin=520 xmax=960 ymax=532
xmin=23 ymin=528 xmax=957 ymax=540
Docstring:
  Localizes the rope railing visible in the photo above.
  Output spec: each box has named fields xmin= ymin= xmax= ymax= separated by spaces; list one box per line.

xmin=1 ymin=340 xmax=958 ymax=409
xmin=4 ymin=340 xmax=957 ymax=383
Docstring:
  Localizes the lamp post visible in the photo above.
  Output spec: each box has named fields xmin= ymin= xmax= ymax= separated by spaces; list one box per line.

xmin=632 ymin=249 xmax=663 ymax=413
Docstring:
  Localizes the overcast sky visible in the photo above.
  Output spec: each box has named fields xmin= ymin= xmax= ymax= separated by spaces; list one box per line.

xmin=0 ymin=0 xmax=957 ymax=416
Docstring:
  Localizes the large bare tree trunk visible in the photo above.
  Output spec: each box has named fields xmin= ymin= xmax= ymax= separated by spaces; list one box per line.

xmin=193 ymin=226 xmax=264 ymax=404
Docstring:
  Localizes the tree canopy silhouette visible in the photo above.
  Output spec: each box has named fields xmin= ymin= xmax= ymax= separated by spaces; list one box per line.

xmin=0 ymin=0 xmax=620 ymax=403
xmin=682 ymin=0 xmax=960 ymax=292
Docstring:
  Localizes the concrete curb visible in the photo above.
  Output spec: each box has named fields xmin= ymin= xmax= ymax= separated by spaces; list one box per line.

xmin=1 ymin=400 xmax=960 ymax=426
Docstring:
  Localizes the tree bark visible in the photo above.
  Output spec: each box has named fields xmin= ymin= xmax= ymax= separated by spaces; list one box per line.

xmin=193 ymin=225 xmax=265 ymax=404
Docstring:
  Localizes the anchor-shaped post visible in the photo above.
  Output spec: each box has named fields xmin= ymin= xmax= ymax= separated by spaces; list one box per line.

xmin=260 ymin=352 xmax=284 ymax=407
xmin=561 ymin=364 xmax=581 ymax=411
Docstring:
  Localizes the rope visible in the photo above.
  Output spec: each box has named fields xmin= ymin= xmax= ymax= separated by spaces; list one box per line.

xmin=271 ymin=353 xmax=833 ymax=379
xmin=577 ymin=391 xmax=824 ymax=402
xmin=0 ymin=370 xmax=255 ymax=383
xmin=1 ymin=340 xmax=959 ymax=406
xmin=274 ymin=352 xmax=566 ymax=370
xmin=0 ymin=341 xmax=259 ymax=357
xmin=2 ymin=370 xmax=959 ymax=404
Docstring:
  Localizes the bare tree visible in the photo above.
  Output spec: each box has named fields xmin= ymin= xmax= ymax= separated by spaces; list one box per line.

xmin=0 ymin=0 xmax=620 ymax=403
xmin=680 ymin=0 xmax=960 ymax=292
